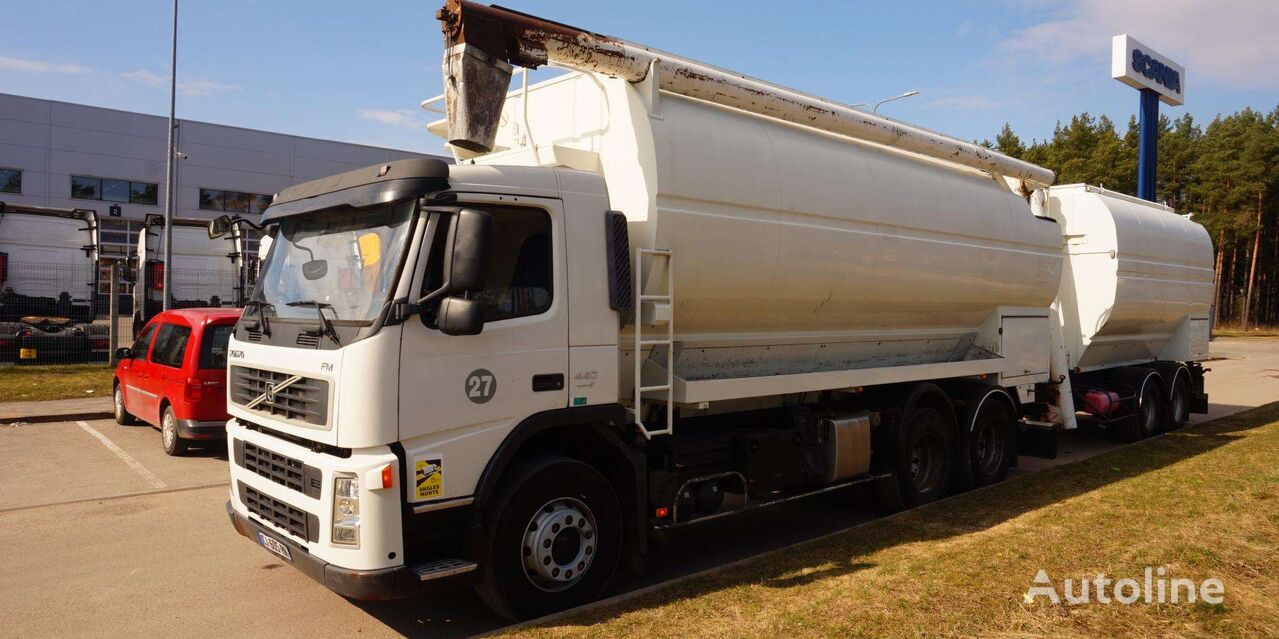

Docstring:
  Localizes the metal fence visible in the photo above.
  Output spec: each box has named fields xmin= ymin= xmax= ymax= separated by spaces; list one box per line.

xmin=1 ymin=260 xmax=130 ymax=366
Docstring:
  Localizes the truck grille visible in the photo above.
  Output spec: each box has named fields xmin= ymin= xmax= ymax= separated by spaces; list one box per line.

xmin=239 ymin=481 xmax=319 ymax=542
xmin=234 ymin=439 xmax=322 ymax=498
xmin=230 ymin=366 xmax=329 ymax=426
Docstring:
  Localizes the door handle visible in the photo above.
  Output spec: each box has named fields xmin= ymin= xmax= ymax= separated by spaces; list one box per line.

xmin=532 ymin=374 xmax=564 ymax=392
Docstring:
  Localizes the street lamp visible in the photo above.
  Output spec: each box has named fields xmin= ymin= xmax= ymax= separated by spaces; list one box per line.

xmin=872 ymin=90 xmax=919 ymax=113
xmin=162 ymin=0 xmax=178 ymax=310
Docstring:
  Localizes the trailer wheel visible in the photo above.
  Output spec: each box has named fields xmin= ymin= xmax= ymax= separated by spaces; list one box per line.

xmin=476 ymin=456 xmax=621 ymax=621
xmin=1116 ymin=373 xmax=1165 ymax=442
xmin=968 ymin=394 xmax=1016 ymax=487
xmin=161 ymin=405 xmax=188 ymax=456
xmin=875 ymin=406 xmax=955 ymax=511
xmin=113 ymin=383 xmax=137 ymax=425
xmin=1168 ymin=375 xmax=1191 ymax=430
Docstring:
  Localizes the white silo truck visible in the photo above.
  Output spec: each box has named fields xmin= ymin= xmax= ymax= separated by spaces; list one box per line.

xmin=221 ymin=1 xmax=1214 ymax=619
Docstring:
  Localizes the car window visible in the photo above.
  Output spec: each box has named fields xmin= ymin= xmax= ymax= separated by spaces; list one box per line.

xmin=150 ymin=323 xmax=192 ymax=368
xmin=472 ymin=208 xmax=552 ymax=322
xmin=130 ymin=324 xmax=157 ymax=359
xmin=199 ymin=325 xmax=235 ymax=369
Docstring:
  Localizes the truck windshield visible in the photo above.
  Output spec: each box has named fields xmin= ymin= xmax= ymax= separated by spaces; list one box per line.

xmin=253 ymin=199 xmax=416 ymax=324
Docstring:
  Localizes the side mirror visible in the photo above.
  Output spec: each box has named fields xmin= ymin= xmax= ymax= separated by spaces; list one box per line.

xmin=437 ymin=296 xmax=483 ymax=336
xmin=114 ymin=347 xmax=132 ymax=361
xmin=447 ymin=209 xmax=492 ymax=293
xmin=208 ymin=214 xmax=234 ymax=239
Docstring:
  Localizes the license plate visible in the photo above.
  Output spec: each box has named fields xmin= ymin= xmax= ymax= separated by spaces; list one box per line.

xmin=19 ymin=348 xmax=36 ymax=360
xmin=257 ymin=531 xmax=292 ymax=562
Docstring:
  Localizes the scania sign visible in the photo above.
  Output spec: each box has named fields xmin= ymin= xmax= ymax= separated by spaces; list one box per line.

xmin=1112 ymin=34 xmax=1185 ymax=106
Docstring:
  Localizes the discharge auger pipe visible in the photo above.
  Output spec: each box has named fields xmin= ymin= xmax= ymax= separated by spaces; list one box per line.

xmin=436 ymin=0 xmax=1056 ymax=188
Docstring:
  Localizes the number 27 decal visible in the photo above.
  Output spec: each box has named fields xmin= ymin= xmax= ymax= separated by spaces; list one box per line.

xmin=466 ymin=368 xmax=497 ymax=404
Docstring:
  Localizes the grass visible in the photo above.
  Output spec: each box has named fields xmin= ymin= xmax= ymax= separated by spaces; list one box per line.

xmin=0 ymin=363 xmax=115 ymax=403
xmin=1212 ymin=323 xmax=1279 ymax=339
xmin=513 ymin=404 xmax=1279 ymax=639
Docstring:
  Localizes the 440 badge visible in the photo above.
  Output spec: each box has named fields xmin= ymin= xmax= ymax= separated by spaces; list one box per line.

xmin=415 ymin=457 xmax=443 ymax=500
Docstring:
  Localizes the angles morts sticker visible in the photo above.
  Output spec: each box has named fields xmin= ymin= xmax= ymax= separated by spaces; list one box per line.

xmin=415 ymin=455 xmax=443 ymax=500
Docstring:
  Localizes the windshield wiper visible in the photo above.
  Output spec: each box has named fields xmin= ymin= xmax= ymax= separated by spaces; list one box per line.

xmin=285 ymin=299 xmax=341 ymax=346
xmin=244 ymin=300 xmax=274 ymax=336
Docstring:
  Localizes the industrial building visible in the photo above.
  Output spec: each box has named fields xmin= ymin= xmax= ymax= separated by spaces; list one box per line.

xmin=0 ymin=92 xmax=442 ymax=297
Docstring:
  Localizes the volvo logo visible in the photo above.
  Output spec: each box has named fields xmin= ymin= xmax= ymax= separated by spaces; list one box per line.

xmin=244 ymin=374 xmax=303 ymax=410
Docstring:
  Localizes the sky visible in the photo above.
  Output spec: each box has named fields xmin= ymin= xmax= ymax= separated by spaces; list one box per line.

xmin=1 ymin=0 xmax=1276 ymax=155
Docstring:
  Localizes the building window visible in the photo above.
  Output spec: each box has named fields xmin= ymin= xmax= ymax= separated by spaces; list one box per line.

xmin=0 ymin=168 xmax=20 ymax=194
xmin=200 ymin=187 xmax=272 ymax=214
xmin=71 ymin=175 xmax=158 ymax=205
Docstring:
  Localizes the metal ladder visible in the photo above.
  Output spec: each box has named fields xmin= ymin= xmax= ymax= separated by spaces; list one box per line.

xmin=634 ymin=247 xmax=674 ymax=438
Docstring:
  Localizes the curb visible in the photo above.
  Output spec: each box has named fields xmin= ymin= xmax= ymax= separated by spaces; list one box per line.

xmin=3 ymin=411 xmax=114 ymax=425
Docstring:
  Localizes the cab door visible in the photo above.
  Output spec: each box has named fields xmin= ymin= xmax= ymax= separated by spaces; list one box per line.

xmin=398 ymin=199 xmax=568 ymax=501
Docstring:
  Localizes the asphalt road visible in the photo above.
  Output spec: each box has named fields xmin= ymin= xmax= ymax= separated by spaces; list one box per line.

xmin=3 ymin=337 xmax=1279 ymax=638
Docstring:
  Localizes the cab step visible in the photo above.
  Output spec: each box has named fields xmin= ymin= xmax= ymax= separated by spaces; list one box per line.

xmin=410 ymin=558 xmax=478 ymax=582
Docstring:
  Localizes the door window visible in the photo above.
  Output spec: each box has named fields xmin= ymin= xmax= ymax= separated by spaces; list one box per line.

xmin=130 ymin=324 xmax=157 ymax=359
xmin=473 ymin=208 xmax=552 ymax=322
xmin=150 ymin=323 xmax=192 ymax=368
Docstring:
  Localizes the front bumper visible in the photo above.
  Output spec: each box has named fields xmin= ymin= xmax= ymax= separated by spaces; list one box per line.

xmin=178 ymin=419 xmax=227 ymax=440
xmin=227 ymin=500 xmax=451 ymax=600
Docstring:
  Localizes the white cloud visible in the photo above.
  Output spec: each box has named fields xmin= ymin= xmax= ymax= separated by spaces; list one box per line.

xmin=358 ymin=109 xmax=426 ymax=129
xmin=999 ymin=0 xmax=1279 ymax=90
xmin=925 ymin=95 xmax=1013 ymax=111
xmin=0 ymin=55 xmax=92 ymax=74
xmin=122 ymin=69 xmax=242 ymax=97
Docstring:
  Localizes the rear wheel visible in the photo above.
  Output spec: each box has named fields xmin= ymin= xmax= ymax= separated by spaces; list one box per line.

xmin=161 ymin=405 xmax=188 ymax=456
xmin=1168 ymin=375 xmax=1191 ymax=430
xmin=875 ymin=406 xmax=955 ymax=512
xmin=1116 ymin=376 xmax=1165 ymax=442
xmin=113 ymin=384 xmax=137 ymax=425
xmin=476 ymin=457 xmax=622 ymax=621
xmin=969 ymin=396 xmax=1016 ymax=487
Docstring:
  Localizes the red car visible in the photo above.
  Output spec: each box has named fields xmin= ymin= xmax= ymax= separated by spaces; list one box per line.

xmin=112 ymin=308 xmax=241 ymax=455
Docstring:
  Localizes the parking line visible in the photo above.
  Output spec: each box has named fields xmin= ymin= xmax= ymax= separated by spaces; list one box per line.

xmin=76 ymin=421 xmax=168 ymax=490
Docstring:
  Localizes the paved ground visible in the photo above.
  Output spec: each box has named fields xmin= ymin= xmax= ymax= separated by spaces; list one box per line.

xmin=0 ymin=396 xmax=112 ymax=423
xmin=3 ymin=337 xmax=1278 ymax=638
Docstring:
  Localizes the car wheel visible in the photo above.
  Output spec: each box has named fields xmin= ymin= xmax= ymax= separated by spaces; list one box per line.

xmin=114 ymin=384 xmax=137 ymax=425
xmin=161 ymin=405 xmax=188 ymax=456
xmin=475 ymin=456 xmax=622 ymax=621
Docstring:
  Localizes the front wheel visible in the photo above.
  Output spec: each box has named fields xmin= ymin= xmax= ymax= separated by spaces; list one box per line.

xmin=161 ymin=406 xmax=188 ymax=456
xmin=476 ymin=457 xmax=622 ymax=621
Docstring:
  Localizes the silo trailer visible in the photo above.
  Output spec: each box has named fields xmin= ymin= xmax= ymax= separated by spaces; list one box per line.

xmin=221 ymin=1 xmax=1215 ymax=620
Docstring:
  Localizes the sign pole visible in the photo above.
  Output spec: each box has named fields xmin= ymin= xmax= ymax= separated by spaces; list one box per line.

xmin=1137 ymin=88 xmax=1159 ymax=201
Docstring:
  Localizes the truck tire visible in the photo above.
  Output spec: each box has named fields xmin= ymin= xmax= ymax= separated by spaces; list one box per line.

xmin=967 ymin=392 xmax=1016 ymax=488
xmin=113 ymin=383 xmax=137 ymax=425
xmin=874 ymin=406 xmax=955 ymax=512
xmin=476 ymin=456 xmax=622 ymax=621
xmin=1115 ymin=371 xmax=1165 ymax=442
xmin=1168 ymin=375 xmax=1191 ymax=430
xmin=161 ymin=405 xmax=188 ymax=456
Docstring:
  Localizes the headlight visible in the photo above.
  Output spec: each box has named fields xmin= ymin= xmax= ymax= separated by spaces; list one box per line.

xmin=332 ymin=473 xmax=360 ymax=546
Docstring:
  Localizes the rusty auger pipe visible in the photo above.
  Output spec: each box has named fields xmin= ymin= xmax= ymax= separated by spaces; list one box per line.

xmin=436 ymin=0 xmax=1055 ymax=187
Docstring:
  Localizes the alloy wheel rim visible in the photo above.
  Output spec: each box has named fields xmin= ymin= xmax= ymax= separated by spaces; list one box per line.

xmin=521 ymin=497 xmax=597 ymax=592
xmin=163 ymin=413 xmax=175 ymax=449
